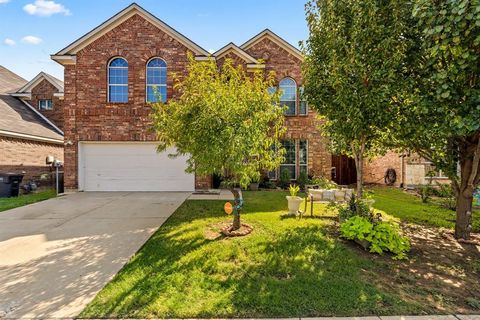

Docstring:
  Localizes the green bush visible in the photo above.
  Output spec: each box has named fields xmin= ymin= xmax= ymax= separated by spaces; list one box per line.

xmin=308 ymin=176 xmax=337 ymax=189
xmin=432 ymin=182 xmax=456 ymax=211
xmin=432 ymin=182 xmax=455 ymax=198
xmin=259 ymin=174 xmax=276 ymax=189
xmin=418 ymin=185 xmax=432 ymax=203
xmin=297 ymin=170 xmax=308 ymax=190
xmin=279 ymin=168 xmax=291 ymax=189
xmin=337 ymin=193 xmax=381 ymax=223
xmin=340 ymin=216 xmax=410 ymax=260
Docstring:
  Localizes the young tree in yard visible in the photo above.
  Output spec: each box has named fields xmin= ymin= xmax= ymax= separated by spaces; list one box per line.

xmin=396 ymin=0 xmax=480 ymax=240
xmin=302 ymin=0 xmax=415 ymax=198
xmin=151 ymin=54 xmax=285 ymax=232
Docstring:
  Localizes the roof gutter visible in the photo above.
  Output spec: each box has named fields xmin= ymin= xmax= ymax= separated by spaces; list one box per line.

xmin=0 ymin=130 xmax=64 ymax=145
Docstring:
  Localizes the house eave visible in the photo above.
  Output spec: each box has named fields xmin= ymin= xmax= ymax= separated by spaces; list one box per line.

xmin=51 ymin=55 xmax=77 ymax=65
xmin=0 ymin=130 xmax=64 ymax=145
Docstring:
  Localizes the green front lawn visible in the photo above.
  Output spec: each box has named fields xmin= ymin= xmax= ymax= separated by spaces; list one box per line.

xmin=0 ymin=190 xmax=56 ymax=212
xmin=81 ymin=190 xmax=480 ymax=318
xmin=371 ymin=187 xmax=480 ymax=232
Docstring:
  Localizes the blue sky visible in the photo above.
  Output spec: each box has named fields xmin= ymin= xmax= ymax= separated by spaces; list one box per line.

xmin=0 ymin=0 xmax=308 ymax=81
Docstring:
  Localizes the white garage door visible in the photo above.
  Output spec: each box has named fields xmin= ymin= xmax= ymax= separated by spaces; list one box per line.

xmin=79 ymin=142 xmax=194 ymax=191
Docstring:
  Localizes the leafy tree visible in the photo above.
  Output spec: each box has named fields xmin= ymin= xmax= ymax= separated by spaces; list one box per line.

xmin=151 ymin=54 xmax=285 ymax=231
xmin=397 ymin=0 xmax=480 ymax=239
xmin=303 ymin=0 xmax=415 ymax=197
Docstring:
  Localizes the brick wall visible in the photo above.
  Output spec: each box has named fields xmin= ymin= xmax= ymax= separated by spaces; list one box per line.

xmin=245 ymin=37 xmax=332 ymax=178
xmin=0 ymin=136 xmax=63 ymax=184
xmin=63 ymin=14 xmax=194 ymax=190
xmin=363 ymin=151 xmax=403 ymax=186
xmin=30 ymin=79 xmax=64 ymax=130
xmin=63 ymin=14 xmax=331 ymax=190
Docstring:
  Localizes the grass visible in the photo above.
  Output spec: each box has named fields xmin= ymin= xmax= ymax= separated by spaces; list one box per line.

xmin=81 ymin=189 xmax=480 ymax=318
xmin=370 ymin=187 xmax=480 ymax=232
xmin=81 ymin=191 xmax=429 ymax=318
xmin=0 ymin=189 xmax=56 ymax=212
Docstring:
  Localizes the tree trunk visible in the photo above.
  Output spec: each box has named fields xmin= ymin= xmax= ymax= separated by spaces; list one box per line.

xmin=352 ymin=145 xmax=365 ymax=199
xmin=452 ymin=135 xmax=480 ymax=240
xmin=455 ymin=188 xmax=473 ymax=240
xmin=230 ymin=188 xmax=243 ymax=231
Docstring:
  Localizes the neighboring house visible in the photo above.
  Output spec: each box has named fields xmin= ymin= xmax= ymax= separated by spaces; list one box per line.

xmin=12 ymin=72 xmax=65 ymax=131
xmin=51 ymin=3 xmax=331 ymax=192
xmin=0 ymin=66 xmax=64 ymax=183
xmin=364 ymin=152 xmax=451 ymax=188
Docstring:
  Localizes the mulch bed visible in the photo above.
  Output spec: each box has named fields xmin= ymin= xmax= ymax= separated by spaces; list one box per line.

xmin=204 ymin=221 xmax=253 ymax=240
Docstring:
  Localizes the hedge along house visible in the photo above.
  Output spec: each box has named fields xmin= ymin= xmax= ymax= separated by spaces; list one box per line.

xmin=0 ymin=66 xmax=64 ymax=184
xmin=51 ymin=3 xmax=333 ymax=192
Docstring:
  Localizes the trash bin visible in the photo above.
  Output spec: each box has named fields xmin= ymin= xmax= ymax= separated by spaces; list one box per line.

xmin=0 ymin=173 xmax=24 ymax=197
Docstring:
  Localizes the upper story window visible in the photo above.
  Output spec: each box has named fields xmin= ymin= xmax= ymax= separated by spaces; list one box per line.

xmin=38 ymin=99 xmax=53 ymax=110
xmin=146 ymin=58 xmax=167 ymax=103
xmin=299 ymin=86 xmax=308 ymax=115
xmin=279 ymin=78 xmax=297 ymax=116
xmin=108 ymin=57 xmax=128 ymax=103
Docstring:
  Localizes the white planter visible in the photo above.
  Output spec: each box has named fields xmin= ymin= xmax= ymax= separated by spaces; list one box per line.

xmin=286 ymin=196 xmax=303 ymax=215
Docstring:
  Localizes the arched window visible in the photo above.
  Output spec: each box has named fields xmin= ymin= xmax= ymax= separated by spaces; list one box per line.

xmin=279 ymin=77 xmax=297 ymax=115
xmin=146 ymin=58 xmax=167 ymax=103
xmin=108 ymin=57 xmax=128 ymax=103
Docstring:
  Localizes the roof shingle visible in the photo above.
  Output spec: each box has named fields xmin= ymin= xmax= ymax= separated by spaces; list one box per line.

xmin=0 ymin=66 xmax=63 ymax=141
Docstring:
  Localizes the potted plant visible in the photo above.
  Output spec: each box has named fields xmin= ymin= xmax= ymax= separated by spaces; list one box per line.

xmin=249 ymin=176 xmax=260 ymax=191
xmin=286 ymin=184 xmax=303 ymax=215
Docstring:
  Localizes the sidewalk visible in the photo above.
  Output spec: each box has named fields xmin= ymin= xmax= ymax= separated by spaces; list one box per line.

xmin=293 ymin=316 xmax=480 ymax=320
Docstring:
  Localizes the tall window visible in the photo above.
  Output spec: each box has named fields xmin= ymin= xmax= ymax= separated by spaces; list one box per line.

xmin=38 ymin=99 xmax=53 ymax=110
xmin=280 ymin=140 xmax=297 ymax=180
xmin=279 ymin=78 xmax=297 ymax=115
xmin=299 ymin=140 xmax=308 ymax=175
xmin=299 ymin=86 xmax=308 ymax=115
xmin=146 ymin=58 xmax=167 ymax=103
xmin=108 ymin=57 xmax=128 ymax=103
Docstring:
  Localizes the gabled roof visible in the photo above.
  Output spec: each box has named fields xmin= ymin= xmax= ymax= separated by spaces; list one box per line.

xmin=0 ymin=66 xmax=63 ymax=143
xmin=0 ymin=65 xmax=27 ymax=94
xmin=240 ymin=29 xmax=304 ymax=61
xmin=213 ymin=42 xmax=259 ymax=64
xmin=52 ymin=3 xmax=209 ymax=65
xmin=14 ymin=72 xmax=64 ymax=95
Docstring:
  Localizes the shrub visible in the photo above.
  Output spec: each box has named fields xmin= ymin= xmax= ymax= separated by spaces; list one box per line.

xmin=337 ymin=193 xmax=381 ymax=223
xmin=309 ymin=176 xmax=337 ymax=189
xmin=297 ymin=170 xmax=308 ymax=190
xmin=340 ymin=216 xmax=373 ymax=241
xmin=279 ymin=168 xmax=291 ymax=189
xmin=259 ymin=174 xmax=275 ymax=189
xmin=418 ymin=185 xmax=432 ymax=203
xmin=433 ymin=182 xmax=456 ymax=210
xmin=340 ymin=216 xmax=410 ymax=260
xmin=432 ymin=182 xmax=455 ymax=198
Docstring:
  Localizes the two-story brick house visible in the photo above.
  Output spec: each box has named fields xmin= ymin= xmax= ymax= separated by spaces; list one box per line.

xmin=51 ymin=3 xmax=331 ymax=192
xmin=0 ymin=67 xmax=64 ymax=183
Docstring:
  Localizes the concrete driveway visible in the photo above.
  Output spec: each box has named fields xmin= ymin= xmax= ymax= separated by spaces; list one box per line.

xmin=0 ymin=191 xmax=189 ymax=318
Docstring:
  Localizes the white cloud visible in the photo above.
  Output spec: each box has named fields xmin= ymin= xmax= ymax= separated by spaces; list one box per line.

xmin=21 ymin=35 xmax=43 ymax=45
xmin=3 ymin=38 xmax=16 ymax=46
xmin=0 ymin=0 xmax=11 ymax=4
xmin=208 ymin=49 xmax=215 ymax=54
xmin=23 ymin=0 xmax=71 ymax=17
